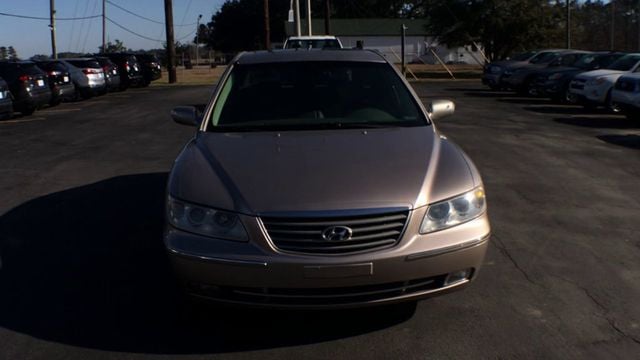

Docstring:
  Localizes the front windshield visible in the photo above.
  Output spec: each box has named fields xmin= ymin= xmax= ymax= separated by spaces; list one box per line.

xmin=573 ymin=54 xmax=623 ymax=70
xmin=285 ymin=40 xmax=341 ymax=49
xmin=511 ymin=51 xmax=537 ymax=61
xmin=572 ymin=54 xmax=597 ymax=69
xmin=529 ymin=52 xmax=560 ymax=64
xmin=606 ymin=54 xmax=640 ymax=71
xmin=208 ymin=61 xmax=427 ymax=131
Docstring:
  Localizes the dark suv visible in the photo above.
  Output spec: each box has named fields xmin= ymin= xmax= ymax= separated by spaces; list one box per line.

xmin=134 ymin=53 xmax=162 ymax=86
xmin=35 ymin=60 xmax=77 ymax=105
xmin=95 ymin=56 xmax=121 ymax=92
xmin=0 ymin=76 xmax=13 ymax=119
xmin=98 ymin=53 xmax=143 ymax=90
xmin=0 ymin=61 xmax=52 ymax=115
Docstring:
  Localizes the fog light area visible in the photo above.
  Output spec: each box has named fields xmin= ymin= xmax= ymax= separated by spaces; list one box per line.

xmin=444 ymin=269 xmax=472 ymax=286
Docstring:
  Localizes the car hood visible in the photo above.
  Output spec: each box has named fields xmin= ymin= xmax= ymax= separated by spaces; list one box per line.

xmin=169 ymin=127 xmax=476 ymax=215
xmin=576 ymin=69 xmax=624 ymax=80
xmin=489 ymin=60 xmax=526 ymax=68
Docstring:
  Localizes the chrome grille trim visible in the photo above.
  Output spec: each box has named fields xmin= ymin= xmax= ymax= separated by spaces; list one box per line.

xmin=262 ymin=211 xmax=410 ymax=254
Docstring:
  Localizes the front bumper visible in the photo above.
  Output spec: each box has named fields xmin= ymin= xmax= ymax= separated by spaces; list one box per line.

xmin=165 ymin=209 xmax=491 ymax=309
xmin=612 ymin=89 xmax=640 ymax=108
xmin=482 ymin=74 xmax=502 ymax=87
xmin=0 ymin=98 xmax=12 ymax=117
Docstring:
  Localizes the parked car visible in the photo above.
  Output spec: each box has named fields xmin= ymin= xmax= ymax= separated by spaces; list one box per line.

xmin=133 ymin=53 xmax=162 ymax=86
xmin=98 ymin=53 xmax=143 ymax=90
xmin=61 ymin=58 xmax=107 ymax=98
xmin=482 ymin=50 xmax=545 ymax=90
xmin=502 ymin=50 xmax=590 ymax=94
xmin=0 ymin=76 xmax=13 ymax=119
xmin=569 ymin=53 xmax=640 ymax=110
xmin=165 ymin=50 xmax=490 ymax=308
xmin=531 ymin=52 xmax=625 ymax=103
xmin=95 ymin=56 xmax=121 ymax=92
xmin=35 ymin=60 xmax=77 ymax=105
xmin=612 ymin=74 xmax=640 ymax=120
xmin=283 ymin=35 xmax=343 ymax=49
xmin=0 ymin=61 xmax=52 ymax=115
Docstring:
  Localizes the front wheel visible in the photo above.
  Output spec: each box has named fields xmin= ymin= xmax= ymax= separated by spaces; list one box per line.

xmin=20 ymin=106 xmax=36 ymax=116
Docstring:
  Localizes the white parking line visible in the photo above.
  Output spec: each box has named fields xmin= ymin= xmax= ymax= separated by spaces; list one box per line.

xmin=0 ymin=117 xmax=46 ymax=124
xmin=38 ymin=108 xmax=82 ymax=114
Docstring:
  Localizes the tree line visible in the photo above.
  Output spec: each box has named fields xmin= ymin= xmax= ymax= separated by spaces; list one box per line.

xmin=200 ymin=0 xmax=640 ymax=60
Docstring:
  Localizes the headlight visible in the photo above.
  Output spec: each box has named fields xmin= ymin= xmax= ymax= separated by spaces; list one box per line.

xmin=489 ymin=65 xmax=502 ymax=74
xmin=167 ymin=196 xmax=249 ymax=241
xmin=420 ymin=187 xmax=487 ymax=234
xmin=587 ymin=77 xmax=607 ymax=86
xmin=548 ymin=73 xmax=564 ymax=81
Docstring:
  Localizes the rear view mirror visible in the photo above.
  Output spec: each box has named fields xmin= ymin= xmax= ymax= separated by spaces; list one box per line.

xmin=428 ymin=100 xmax=455 ymax=121
xmin=171 ymin=106 xmax=200 ymax=126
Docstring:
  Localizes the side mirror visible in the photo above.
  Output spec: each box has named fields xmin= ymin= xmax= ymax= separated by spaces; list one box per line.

xmin=428 ymin=100 xmax=455 ymax=121
xmin=171 ymin=106 xmax=200 ymax=126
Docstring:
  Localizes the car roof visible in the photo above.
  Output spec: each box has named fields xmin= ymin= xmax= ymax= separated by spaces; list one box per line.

xmin=236 ymin=49 xmax=387 ymax=65
xmin=61 ymin=58 xmax=97 ymax=61
xmin=287 ymin=36 xmax=338 ymax=40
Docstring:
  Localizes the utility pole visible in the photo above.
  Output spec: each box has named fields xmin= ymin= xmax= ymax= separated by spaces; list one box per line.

xmin=102 ymin=0 xmax=106 ymax=53
xmin=566 ymin=0 xmax=571 ymax=49
xmin=324 ymin=0 xmax=330 ymax=34
xmin=49 ymin=0 xmax=57 ymax=59
xmin=401 ymin=24 xmax=407 ymax=77
xmin=611 ymin=0 xmax=616 ymax=50
xmin=164 ymin=0 xmax=177 ymax=83
xmin=306 ymin=0 xmax=312 ymax=35
xmin=264 ymin=0 xmax=271 ymax=49
xmin=295 ymin=0 xmax=301 ymax=36
xmin=196 ymin=14 xmax=202 ymax=65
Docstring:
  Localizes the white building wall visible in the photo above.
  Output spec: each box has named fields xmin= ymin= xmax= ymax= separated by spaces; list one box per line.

xmin=338 ymin=35 xmax=485 ymax=65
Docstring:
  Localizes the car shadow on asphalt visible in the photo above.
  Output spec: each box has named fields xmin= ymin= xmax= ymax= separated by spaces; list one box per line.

xmin=0 ymin=173 xmax=415 ymax=354
xmin=553 ymin=117 xmax=639 ymax=129
xmin=597 ymin=134 xmax=640 ymax=149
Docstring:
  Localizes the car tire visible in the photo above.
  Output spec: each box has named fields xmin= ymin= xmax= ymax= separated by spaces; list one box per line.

xmin=605 ymin=90 xmax=621 ymax=113
xmin=20 ymin=106 xmax=36 ymax=116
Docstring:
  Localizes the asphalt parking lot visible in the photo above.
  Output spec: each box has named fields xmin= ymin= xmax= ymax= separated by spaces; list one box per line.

xmin=0 ymin=82 xmax=639 ymax=359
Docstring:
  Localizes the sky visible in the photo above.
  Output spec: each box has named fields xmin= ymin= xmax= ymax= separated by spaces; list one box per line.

xmin=0 ymin=0 xmax=225 ymax=58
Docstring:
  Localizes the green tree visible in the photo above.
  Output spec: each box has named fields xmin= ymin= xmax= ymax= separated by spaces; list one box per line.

xmin=7 ymin=46 xmax=19 ymax=60
xmin=421 ymin=0 xmax=564 ymax=61
xmin=30 ymin=54 xmax=51 ymax=61
xmin=99 ymin=39 xmax=129 ymax=53
xmin=0 ymin=47 xmax=7 ymax=60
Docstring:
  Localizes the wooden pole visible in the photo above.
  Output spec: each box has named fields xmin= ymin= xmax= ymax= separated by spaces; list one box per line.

xmin=324 ymin=0 xmax=331 ymax=34
xmin=102 ymin=0 xmax=106 ymax=53
xmin=50 ymin=0 xmax=57 ymax=59
xmin=164 ymin=0 xmax=177 ymax=83
xmin=264 ymin=0 xmax=271 ymax=49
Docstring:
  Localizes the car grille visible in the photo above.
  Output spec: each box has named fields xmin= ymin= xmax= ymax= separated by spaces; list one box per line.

xmin=188 ymin=275 xmax=447 ymax=306
xmin=615 ymin=78 xmax=637 ymax=92
xmin=261 ymin=211 xmax=409 ymax=254
xmin=570 ymin=79 xmax=586 ymax=90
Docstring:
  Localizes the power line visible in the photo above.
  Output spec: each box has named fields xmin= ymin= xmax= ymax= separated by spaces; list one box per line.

xmin=106 ymin=0 xmax=196 ymax=26
xmin=106 ymin=16 xmax=163 ymax=42
xmin=0 ymin=11 xmax=100 ymax=21
xmin=177 ymin=28 xmax=196 ymax=41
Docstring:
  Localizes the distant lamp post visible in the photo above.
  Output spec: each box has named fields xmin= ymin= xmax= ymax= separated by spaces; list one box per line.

xmin=288 ymin=0 xmax=294 ymax=22
xmin=195 ymin=14 xmax=202 ymax=66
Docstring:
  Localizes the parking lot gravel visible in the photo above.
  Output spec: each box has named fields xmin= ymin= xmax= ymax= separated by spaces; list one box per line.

xmin=0 ymin=82 xmax=639 ymax=359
